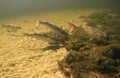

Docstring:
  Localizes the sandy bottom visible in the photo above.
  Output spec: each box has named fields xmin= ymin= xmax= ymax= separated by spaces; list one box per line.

xmin=0 ymin=9 xmax=103 ymax=78
xmin=0 ymin=38 xmax=68 ymax=78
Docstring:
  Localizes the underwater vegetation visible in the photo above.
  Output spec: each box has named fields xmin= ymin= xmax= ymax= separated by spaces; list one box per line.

xmin=58 ymin=9 xmax=120 ymax=78
xmin=24 ymin=9 xmax=120 ymax=78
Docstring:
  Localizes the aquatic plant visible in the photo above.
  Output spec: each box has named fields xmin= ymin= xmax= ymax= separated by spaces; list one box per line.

xmin=88 ymin=10 xmax=109 ymax=19
xmin=58 ymin=9 xmax=120 ymax=78
xmin=24 ymin=9 xmax=120 ymax=78
xmin=96 ymin=44 xmax=120 ymax=74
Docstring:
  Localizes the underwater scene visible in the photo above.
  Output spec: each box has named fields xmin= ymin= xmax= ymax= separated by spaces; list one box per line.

xmin=0 ymin=0 xmax=120 ymax=78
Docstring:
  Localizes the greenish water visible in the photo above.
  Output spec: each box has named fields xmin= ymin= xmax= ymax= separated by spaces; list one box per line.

xmin=0 ymin=0 xmax=120 ymax=18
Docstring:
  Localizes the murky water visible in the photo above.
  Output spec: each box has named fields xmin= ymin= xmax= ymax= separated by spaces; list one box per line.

xmin=0 ymin=1 xmax=120 ymax=78
xmin=0 ymin=0 xmax=119 ymax=18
